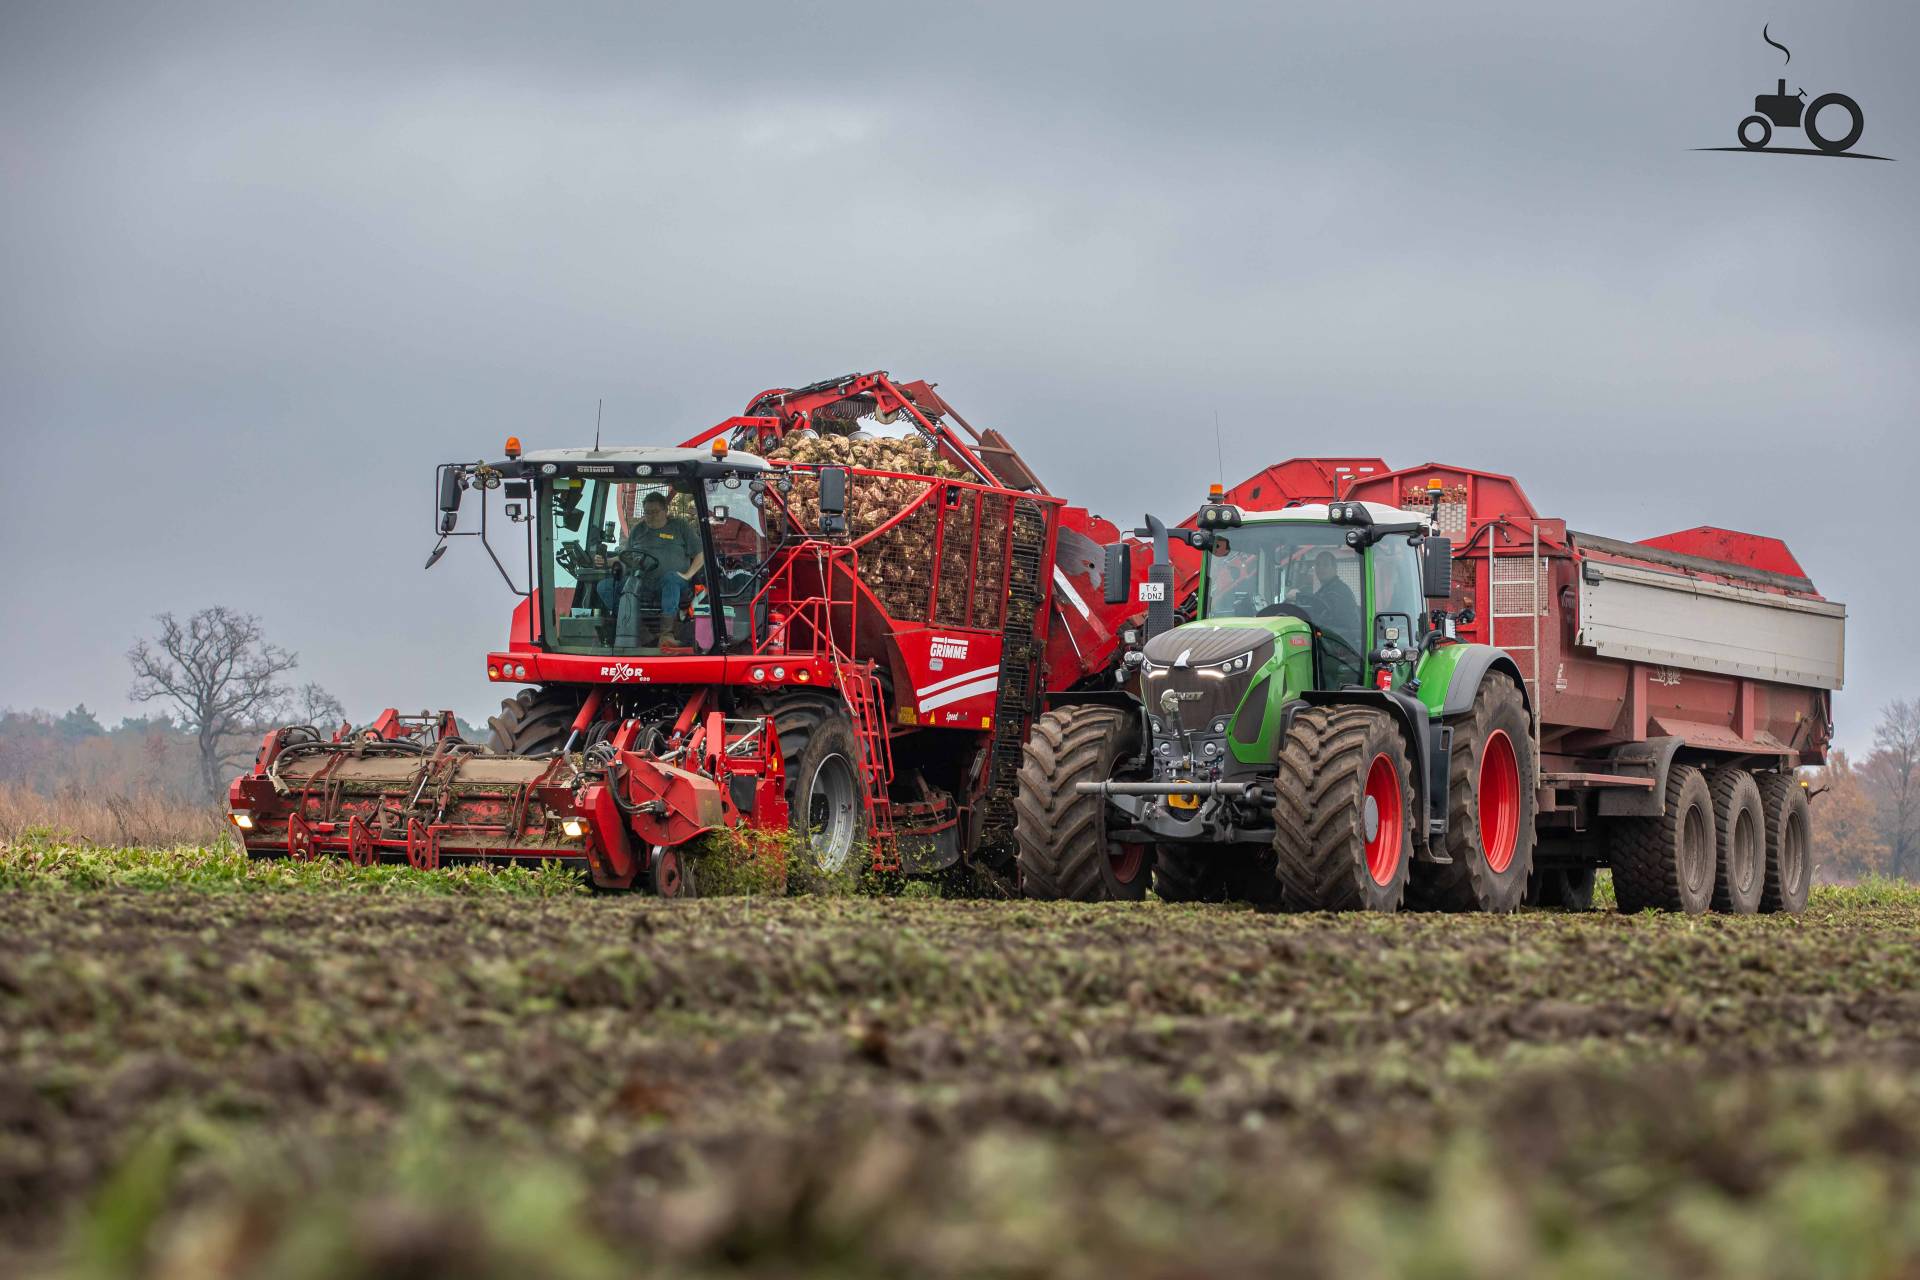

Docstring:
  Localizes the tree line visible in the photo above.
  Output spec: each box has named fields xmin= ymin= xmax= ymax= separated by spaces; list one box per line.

xmin=1806 ymin=699 xmax=1920 ymax=882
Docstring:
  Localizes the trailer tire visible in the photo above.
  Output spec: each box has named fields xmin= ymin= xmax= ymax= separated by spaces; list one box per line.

xmin=1609 ymin=764 xmax=1715 ymax=914
xmin=1707 ymin=769 xmax=1766 ymax=914
xmin=1271 ymin=707 xmax=1412 ymax=912
xmin=1527 ymin=865 xmax=1597 ymax=911
xmin=1014 ymin=706 xmax=1153 ymax=901
xmin=486 ymin=687 xmax=583 ymax=756
xmin=1408 ymin=675 xmax=1536 ymax=913
xmin=1755 ymin=772 xmax=1813 ymax=914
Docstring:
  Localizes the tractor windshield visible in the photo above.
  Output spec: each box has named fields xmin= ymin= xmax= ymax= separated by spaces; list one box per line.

xmin=1205 ymin=522 xmax=1366 ymax=685
xmin=539 ymin=474 xmax=713 ymax=655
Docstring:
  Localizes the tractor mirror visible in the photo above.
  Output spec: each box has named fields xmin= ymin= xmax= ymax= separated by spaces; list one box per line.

xmin=436 ymin=466 xmax=464 ymax=535
xmin=1423 ymin=536 xmax=1455 ymax=600
xmin=818 ymin=466 xmax=848 ymax=516
xmin=1102 ymin=543 xmax=1132 ymax=605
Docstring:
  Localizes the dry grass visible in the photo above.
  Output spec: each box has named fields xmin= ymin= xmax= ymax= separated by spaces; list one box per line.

xmin=0 ymin=781 xmax=226 ymax=849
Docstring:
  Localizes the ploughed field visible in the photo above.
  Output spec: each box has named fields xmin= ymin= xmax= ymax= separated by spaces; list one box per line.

xmin=4 ymin=845 xmax=1920 ymax=1278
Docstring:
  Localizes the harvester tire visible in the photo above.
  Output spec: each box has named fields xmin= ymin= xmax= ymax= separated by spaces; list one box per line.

xmin=1407 ymin=674 xmax=1536 ymax=913
xmin=1609 ymin=764 xmax=1715 ymax=914
xmin=1270 ymin=706 xmax=1412 ymax=913
xmin=1707 ymin=769 xmax=1765 ymax=914
xmin=1014 ymin=705 xmax=1153 ymax=901
xmin=748 ymin=694 xmax=866 ymax=881
xmin=486 ymin=687 xmax=582 ymax=756
xmin=1755 ymin=771 xmax=1813 ymax=914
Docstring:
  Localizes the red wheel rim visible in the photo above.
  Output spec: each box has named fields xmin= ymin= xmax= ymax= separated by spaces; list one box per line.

xmin=1109 ymin=844 xmax=1145 ymax=885
xmin=1363 ymin=753 xmax=1404 ymax=886
xmin=1478 ymin=730 xmax=1521 ymax=873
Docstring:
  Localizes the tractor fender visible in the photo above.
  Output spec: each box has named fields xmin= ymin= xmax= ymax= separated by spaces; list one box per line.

xmin=1436 ymin=647 xmax=1533 ymax=719
xmin=1597 ymin=736 xmax=1686 ymax=818
xmin=1299 ymin=688 xmax=1436 ymax=854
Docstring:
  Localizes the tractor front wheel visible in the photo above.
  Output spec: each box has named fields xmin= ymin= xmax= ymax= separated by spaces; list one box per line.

xmin=1270 ymin=707 xmax=1412 ymax=912
xmin=1408 ymin=675 xmax=1536 ymax=913
xmin=1014 ymin=705 xmax=1153 ymax=901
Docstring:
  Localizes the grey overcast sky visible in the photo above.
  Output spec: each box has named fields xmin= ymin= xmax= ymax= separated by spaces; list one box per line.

xmin=2 ymin=1 xmax=1914 ymax=750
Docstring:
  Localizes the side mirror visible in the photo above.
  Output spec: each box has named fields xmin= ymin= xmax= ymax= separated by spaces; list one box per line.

xmin=1102 ymin=542 xmax=1132 ymax=606
xmin=818 ymin=466 xmax=848 ymax=516
xmin=818 ymin=466 xmax=849 ymax=536
xmin=436 ymin=466 xmax=465 ymax=535
xmin=1422 ymin=536 xmax=1455 ymax=600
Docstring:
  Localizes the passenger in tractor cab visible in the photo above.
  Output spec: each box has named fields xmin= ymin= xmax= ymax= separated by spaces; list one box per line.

xmin=598 ymin=491 xmax=704 ymax=649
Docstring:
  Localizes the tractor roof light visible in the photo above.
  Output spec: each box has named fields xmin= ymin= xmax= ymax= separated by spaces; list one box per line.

xmin=504 ymin=436 xmax=522 ymax=459
xmin=711 ymin=437 xmax=729 ymax=460
xmin=1208 ymin=483 xmax=1225 ymax=501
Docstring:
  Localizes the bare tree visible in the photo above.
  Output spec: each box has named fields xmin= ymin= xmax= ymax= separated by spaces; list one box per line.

xmin=127 ymin=608 xmax=301 ymax=799
xmin=1866 ymin=698 xmax=1920 ymax=880
xmin=296 ymin=682 xmax=347 ymax=733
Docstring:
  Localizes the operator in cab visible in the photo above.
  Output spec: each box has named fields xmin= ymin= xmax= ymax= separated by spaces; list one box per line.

xmin=597 ymin=491 xmax=705 ymax=648
xmin=1293 ymin=550 xmax=1362 ymax=687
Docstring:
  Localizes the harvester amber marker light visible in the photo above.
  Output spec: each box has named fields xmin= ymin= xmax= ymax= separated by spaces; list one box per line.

xmin=488 ymin=664 xmax=501 ymax=679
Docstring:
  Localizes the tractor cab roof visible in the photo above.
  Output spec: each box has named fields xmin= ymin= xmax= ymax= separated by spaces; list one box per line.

xmin=1235 ymin=500 xmax=1432 ymax=528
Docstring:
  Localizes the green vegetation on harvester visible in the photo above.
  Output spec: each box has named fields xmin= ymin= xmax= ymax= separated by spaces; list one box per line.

xmin=3 ymin=860 xmax=1920 ymax=1278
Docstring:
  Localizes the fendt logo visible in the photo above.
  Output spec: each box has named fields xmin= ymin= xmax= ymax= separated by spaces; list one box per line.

xmin=1698 ymin=26 xmax=1890 ymax=161
xmin=600 ymin=662 xmax=651 ymax=683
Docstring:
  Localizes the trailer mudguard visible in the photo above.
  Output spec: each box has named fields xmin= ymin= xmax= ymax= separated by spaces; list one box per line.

xmin=1299 ymin=687 xmax=1437 ymax=854
xmin=1597 ymin=736 xmax=1686 ymax=819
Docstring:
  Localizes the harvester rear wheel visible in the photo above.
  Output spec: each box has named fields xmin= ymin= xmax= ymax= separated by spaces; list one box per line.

xmin=1270 ymin=706 xmax=1411 ymax=913
xmin=1609 ymin=764 xmax=1715 ymax=914
xmin=1755 ymin=771 xmax=1813 ymax=914
xmin=1014 ymin=705 xmax=1153 ymax=901
xmin=1708 ymin=769 xmax=1765 ymax=914
xmin=1408 ymin=675 xmax=1536 ymax=913
xmin=486 ymin=687 xmax=583 ymax=756
xmin=745 ymin=694 xmax=867 ymax=883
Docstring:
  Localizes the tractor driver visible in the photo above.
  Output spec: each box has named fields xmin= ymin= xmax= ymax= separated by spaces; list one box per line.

xmin=1293 ymin=550 xmax=1362 ymax=686
xmin=597 ymin=492 xmax=705 ymax=648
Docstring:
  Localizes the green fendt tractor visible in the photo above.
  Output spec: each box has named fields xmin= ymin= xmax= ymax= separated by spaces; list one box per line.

xmin=1014 ymin=489 xmax=1536 ymax=912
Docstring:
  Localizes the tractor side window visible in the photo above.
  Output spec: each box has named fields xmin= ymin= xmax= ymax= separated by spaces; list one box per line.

xmin=1370 ymin=535 xmax=1428 ymax=644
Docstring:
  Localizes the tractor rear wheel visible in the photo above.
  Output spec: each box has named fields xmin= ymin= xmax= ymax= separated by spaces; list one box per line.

xmin=748 ymin=694 xmax=866 ymax=882
xmin=1270 ymin=706 xmax=1412 ymax=912
xmin=1408 ymin=675 xmax=1536 ymax=913
xmin=1755 ymin=771 xmax=1813 ymax=913
xmin=1708 ymin=769 xmax=1765 ymax=914
xmin=1151 ymin=846 xmax=1226 ymax=903
xmin=1014 ymin=705 xmax=1153 ymax=901
xmin=487 ymin=687 xmax=583 ymax=756
xmin=1609 ymin=764 xmax=1716 ymax=913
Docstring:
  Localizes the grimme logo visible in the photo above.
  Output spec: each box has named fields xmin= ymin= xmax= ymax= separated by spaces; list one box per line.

xmin=1698 ymin=26 xmax=1890 ymax=161
xmin=930 ymin=636 xmax=970 ymax=660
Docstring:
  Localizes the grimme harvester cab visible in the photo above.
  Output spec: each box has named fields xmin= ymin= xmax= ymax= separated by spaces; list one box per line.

xmin=227 ymin=373 xmax=1164 ymax=893
xmin=1017 ymin=460 xmax=1842 ymax=914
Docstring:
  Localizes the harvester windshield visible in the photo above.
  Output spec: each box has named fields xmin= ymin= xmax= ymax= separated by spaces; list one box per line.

xmin=539 ymin=472 xmax=766 ymax=656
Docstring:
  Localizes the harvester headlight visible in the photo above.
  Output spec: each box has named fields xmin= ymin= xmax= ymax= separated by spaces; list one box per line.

xmin=514 ymin=664 xmax=527 ymax=679
xmin=560 ymin=817 xmax=588 ymax=839
xmin=752 ymin=667 xmax=766 ymax=681
xmin=772 ymin=666 xmax=785 ymax=679
xmin=228 ymin=811 xmax=254 ymax=830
